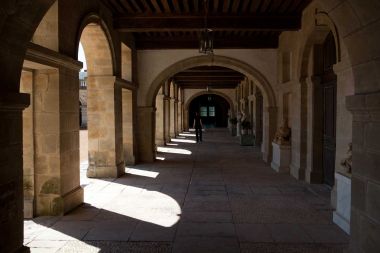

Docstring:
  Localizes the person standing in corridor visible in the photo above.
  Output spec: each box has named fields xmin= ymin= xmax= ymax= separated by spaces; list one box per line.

xmin=193 ymin=112 xmax=203 ymax=143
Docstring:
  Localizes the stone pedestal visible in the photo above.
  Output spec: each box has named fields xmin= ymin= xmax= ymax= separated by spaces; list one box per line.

xmin=333 ymin=172 xmax=351 ymax=234
xmin=236 ymin=122 xmax=241 ymax=137
xmin=240 ymin=134 xmax=255 ymax=146
xmin=230 ymin=126 xmax=237 ymax=136
xmin=271 ymin=142 xmax=291 ymax=173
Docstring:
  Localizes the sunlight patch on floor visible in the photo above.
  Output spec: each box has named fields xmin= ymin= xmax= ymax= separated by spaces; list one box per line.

xmin=103 ymin=186 xmax=181 ymax=227
xmin=170 ymin=138 xmax=197 ymax=144
xmin=179 ymin=133 xmax=196 ymax=137
xmin=126 ymin=168 xmax=159 ymax=178
xmin=157 ymin=146 xmax=192 ymax=155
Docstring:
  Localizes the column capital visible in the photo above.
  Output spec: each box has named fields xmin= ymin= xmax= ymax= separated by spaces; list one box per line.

xmin=0 ymin=92 xmax=30 ymax=111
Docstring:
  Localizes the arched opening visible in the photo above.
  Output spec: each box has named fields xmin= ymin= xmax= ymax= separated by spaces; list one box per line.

xmin=318 ymin=31 xmax=338 ymax=186
xmin=78 ymin=19 xmax=124 ymax=178
xmin=139 ymin=56 xmax=277 ymax=162
xmin=188 ymin=94 xmax=230 ymax=128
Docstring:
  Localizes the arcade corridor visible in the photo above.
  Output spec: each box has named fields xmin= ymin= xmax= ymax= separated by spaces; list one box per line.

xmin=24 ymin=129 xmax=348 ymax=253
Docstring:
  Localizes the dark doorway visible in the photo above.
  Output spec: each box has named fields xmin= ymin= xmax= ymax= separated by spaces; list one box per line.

xmin=189 ymin=94 xmax=230 ymax=128
xmin=321 ymin=32 xmax=337 ymax=186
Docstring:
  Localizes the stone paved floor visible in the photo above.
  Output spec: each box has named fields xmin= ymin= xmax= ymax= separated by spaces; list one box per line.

xmin=24 ymin=129 xmax=349 ymax=252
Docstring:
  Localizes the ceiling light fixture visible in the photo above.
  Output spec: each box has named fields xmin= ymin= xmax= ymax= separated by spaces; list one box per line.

xmin=199 ymin=0 xmax=213 ymax=55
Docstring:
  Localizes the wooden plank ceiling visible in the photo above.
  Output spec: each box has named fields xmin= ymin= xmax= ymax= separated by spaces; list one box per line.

xmin=104 ymin=0 xmax=312 ymax=49
xmin=173 ymin=66 xmax=245 ymax=89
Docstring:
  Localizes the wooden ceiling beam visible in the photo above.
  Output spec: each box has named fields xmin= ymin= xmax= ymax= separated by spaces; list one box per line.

xmin=175 ymin=73 xmax=243 ymax=78
xmin=134 ymin=36 xmax=278 ymax=49
xmin=179 ymin=84 xmax=237 ymax=89
xmin=115 ymin=15 xmax=301 ymax=32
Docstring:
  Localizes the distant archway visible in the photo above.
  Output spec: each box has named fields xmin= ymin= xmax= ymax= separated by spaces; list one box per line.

xmin=188 ymin=94 xmax=230 ymax=128
xmin=147 ymin=55 xmax=277 ymax=109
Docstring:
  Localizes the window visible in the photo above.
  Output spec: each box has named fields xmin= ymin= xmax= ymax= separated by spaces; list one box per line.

xmin=200 ymin=106 xmax=207 ymax=117
xmin=209 ymin=106 xmax=215 ymax=117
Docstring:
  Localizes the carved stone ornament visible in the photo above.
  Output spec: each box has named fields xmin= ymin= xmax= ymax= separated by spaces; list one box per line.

xmin=273 ymin=119 xmax=291 ymax=145
xmin=340 ymin=142 xmax=352 ymax=174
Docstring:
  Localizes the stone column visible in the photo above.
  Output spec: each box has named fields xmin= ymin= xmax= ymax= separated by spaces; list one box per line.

xmin=164 ymin=96 xmax=170 ymax=143
xmin=20 ymin=70 xmax=34 ymax=219
xmin=155 ymin=90 xmax=165 ymax=146
xmin=179 ymin=101 xmax=184 ymax=132
xmin=305 ymin=76 xmax=324 ymax=183
xmin=289 ymin=78 xmax=307 ymax=180
xmin=184 ymin=109 xmax=189 ymax=130
xmin=170 ymin=96 xmax=176 ymax=138
xmin=255 ymin=89 xmax=263 ymax=146
xmin=33 ymin=68 xmax=83 ymax=216
xmin=122 ymin=88 xmax=135 ymax=165
xmin=136 ymin=106 xmax=155 ymax=162
xmin=262 ymin=106 xmax=277 ymax=163
xmin=346 ymin=93 xmax=380 ymax=252
xmin=86 ymin=76 xmax=124 ymax=178
xmin=0 ymin=92 xmax=30 ymax=253
xmin=174 ymin=98 xmax=179 ymax=135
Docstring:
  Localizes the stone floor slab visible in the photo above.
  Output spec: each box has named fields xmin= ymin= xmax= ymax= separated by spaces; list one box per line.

xmin=24 ymin=129 xmax=349 ymax=252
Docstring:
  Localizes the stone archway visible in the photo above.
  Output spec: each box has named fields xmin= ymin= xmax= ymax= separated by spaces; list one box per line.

xmin=145 ymin=55 xmax=276 ymax=109
xmin=137 ymin=55 xmax=278 ymax=162
xmin=184 ymin=91 xmax=234 ymax=130
xmin=184 ymin=90 xmax=234 ymax=111
xmin=78 ymin=16 xmax=124 ymax=178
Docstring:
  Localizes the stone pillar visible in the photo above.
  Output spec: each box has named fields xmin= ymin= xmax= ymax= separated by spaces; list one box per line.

xmin=87 ymin=76 xmax=124 ymax=178
xmin=289 ymin=78 xmax=307 ymax=180
xmin=0 ymin=92 xmax=30 ymax=253
xmin=20 ymin=71 xmax=34 ymax=219
xmin=262 ymin=106 xmax=277 ymax=163
xmin=305 ymin=76 xmax=324 ymax=183
xmin=170 ymin=96 xmax=176 ymax=138
xmin=136 ymin=106 xmax=155 ymax=162
xmin=164 ymin=96 xmax=170 ymax=143
xmin=155 ymin=91 xmax=165 ymax=146
xmin=347 ymin=93 xmax=380 ymax=252
xmin=184 ymin=109 xmax=189 ymax=130
xmin=174 ymin=99 xmax=179 ymax=135
xmin=122 ymin=88 xmax=135 ymax=165
xmin=179 ymin=101 xmax=184 ymax=132
xmin=33 ymin=68 xmax=83 ymax=216
xmin=255 ymin=90 xmax=263 ymax=146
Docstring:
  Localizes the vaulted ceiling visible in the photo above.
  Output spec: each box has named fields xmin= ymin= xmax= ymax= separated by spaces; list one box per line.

xmin=104 ymin=0 xmax=312 ymax=49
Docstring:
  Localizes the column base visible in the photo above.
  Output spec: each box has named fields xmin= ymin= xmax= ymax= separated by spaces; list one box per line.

xmin=63 ymin=186 xmax=84 ymax=214
xmin=305 ymin=169 xmax=323 ymax=183
xmin=155 ymin=139 xmax=165 ymax=146
xmin=333 ymin=212 xmax=350 ymax=234
xmin=87 ymin=162 xmax=125 ymax=178
xmin=271 ymin=143 xmax=291 ymax=173
xmin=125 ymin=155 xmax=135 ymax=166
xmin=36 ymin=186 xmax=84 ymax=216
xmin=24 ymin=199 xmax=34 ymax=219
xmin=290 ymin=163 xmax=305 ymax=180
xmin=333 ymin=172 xmax=351 ymax=234
xmin=262 ymin=152 xmax=270 ymax=163
xmin=16 ymin=246 xmax=30 ymax=253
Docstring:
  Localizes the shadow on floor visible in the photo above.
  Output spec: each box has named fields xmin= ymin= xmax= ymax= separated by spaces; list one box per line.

xmin=25 ymin=128 xmax=349 ymax=253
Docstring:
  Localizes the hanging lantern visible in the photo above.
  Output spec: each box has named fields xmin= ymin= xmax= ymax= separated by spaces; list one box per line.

xmin=199 ymin=28 xmax=214 ymax=55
